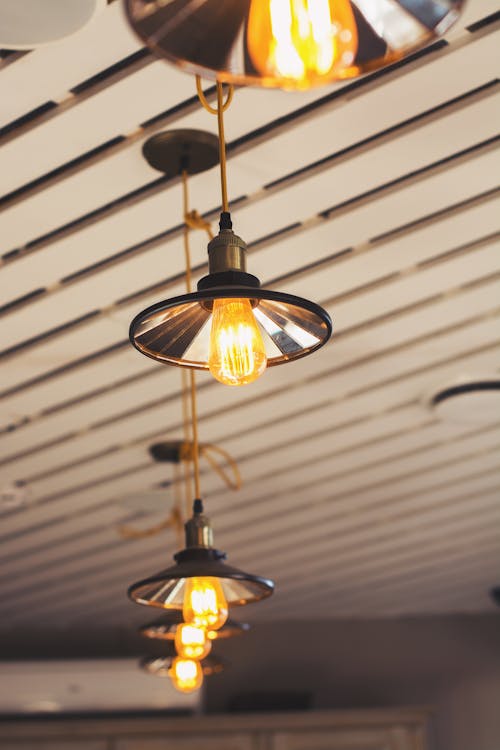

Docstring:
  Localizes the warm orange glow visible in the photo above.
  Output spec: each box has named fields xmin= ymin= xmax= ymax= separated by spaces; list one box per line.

xmin=247 ymin=0 xmax=358 ymax=87
xmin=208 ymin=298 xmax=267 ymax=386
xmin=169 ymin=657 xmax=203 ymax=693
xmin=183 ymin=576 xmax=229 ymax=631
xmin=174 ymin=623 xmax=212 ymax=660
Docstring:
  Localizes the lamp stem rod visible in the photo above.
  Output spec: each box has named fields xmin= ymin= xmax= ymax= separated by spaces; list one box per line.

xmin=181 ymin=169 xmax=201 ymax=500
xmin=195 ymin=76 xmax=233 ymax=215
xmin=216 ymin=82 xmax=229 ymax=213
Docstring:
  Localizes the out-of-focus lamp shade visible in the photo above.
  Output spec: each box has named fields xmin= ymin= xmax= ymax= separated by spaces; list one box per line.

xmin=140 ymin=613 xmax=250 ymax=641
xmin=141 ymin=654 xmax=225 ymax=677
xmin=128 ymin=546 xmax=274 ymax=610
xmin=124 ymin=0 xmax=464 ymax=90
xmin=0 ymin=0 xmax=105 ymax=49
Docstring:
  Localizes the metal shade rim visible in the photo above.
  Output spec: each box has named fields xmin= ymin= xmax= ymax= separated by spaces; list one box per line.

xmin=140 ymin=655 xmax=225 ymax=676
xmin=123 ymin=0 xmax=464 ymax=90
xmin=139 ymin=615 xmax=250 ymax=641
xmin=129 ymin=286 xmax=332 ymax=368
xmin=128 ymin=561 xmax=275 ymax=609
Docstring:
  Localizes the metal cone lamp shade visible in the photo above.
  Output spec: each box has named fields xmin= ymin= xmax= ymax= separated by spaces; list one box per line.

xmin=0 ymin=0 xmax=105 ymax=49
xmin=128 ymin=500 xmax=274 ymax=611
xmin=141 ymin=654 xmax=225 ymax=677
xmin=124 ymin=0 xmax=464 ymax=90
xmin=130 ymin=213 xmax=332 ymax=379
xmin=140 ymin=612 xmax=250 ymax=641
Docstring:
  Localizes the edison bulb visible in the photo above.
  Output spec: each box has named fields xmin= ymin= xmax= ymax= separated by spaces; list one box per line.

xmin=208 ymin=298 xmax=267 ymax=386
xmin=169 ymin=657 xmax=203 ymax=693
xmin=247 ymin=0 xmax=358 ymax=88
xmin=174 ymin=623 xmax=212 ymax=660
xmin=183 ymin=576 xmax=229 ymax=631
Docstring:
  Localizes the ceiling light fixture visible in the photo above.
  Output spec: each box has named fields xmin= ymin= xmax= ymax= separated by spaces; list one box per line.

xmin=427 ymin=376 xmax=500 ymax=425
xmin=124 ymin=0 xmax=464 ymax=90
xmin=129 ymin=88 xmax=332 ymax=387
xmin=141 ymin=654 xmax=225 ymax=692
xmin=128 ymin=498 xmax=274 ymax=616
xmin=139 ymin=613 xmax=250 ymax=642
xmin=129 ymin=155 xmax=274 ymax=690
xmin=0 ymin=0 xmax=105 ymax=49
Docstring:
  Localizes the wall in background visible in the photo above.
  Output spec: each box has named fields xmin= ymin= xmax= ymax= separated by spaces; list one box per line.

xmin=204 ymin=614 xmax=500 ymax=750
xmin=1 ymin=614 xmax=499 ymax=750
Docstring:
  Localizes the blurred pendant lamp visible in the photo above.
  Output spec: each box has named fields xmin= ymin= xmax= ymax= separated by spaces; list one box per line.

xmin=129 ymin=81 xmax=332 ymax=387
xmin=140 ymin=612 xmax=250 ymax=643
xmin=141 ymin=653 xmax=225 ymax=693
xmin=0 ymin=0 xmax=105 ymax=49
xmin=124 ymin=0 xmax=464 ymax=91
xmin=128 ymin=496 xmax=274 ymax=619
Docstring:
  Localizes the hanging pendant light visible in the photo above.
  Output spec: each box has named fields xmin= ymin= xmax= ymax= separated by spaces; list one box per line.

xmin=129 ymin=93 xmax=332 ymax=387
xmin=127 ymin=150 xmax=276 ymax=616
xmin=140 ymin=612 xmax=250 ymax=642
xmin=128 ymin=499 xmax=274 ymax=614
xmin=124 ymin=0 xmax=464 ymax=91
xmin=129 ymin=153 xmax=272 ymax=691
xmin=141 ymin=653 xmax=225 ymax=677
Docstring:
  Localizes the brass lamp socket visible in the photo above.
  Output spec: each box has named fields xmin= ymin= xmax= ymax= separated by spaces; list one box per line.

xmin=184 ymin=498 xmax=214 ymax=548
xmin=198 ymin=213 xmax=261 ymax=292
xmin=207 ymin=212 xmax=248 ymax=275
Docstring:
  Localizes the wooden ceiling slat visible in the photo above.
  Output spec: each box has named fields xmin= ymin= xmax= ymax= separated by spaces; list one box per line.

xmin=0 ymin=147 xmax=497 ymax=398
xmin=1 ymin=295 xmax=498 ymax=486
xmin=4 ymin=474 xmax=499 ymax=621
xmin=2 ymin=89 xmax=498 ymax=352
xmin=0 ymin=3 xmax=142 ymax=130
xmin=0 ymin=28 xmax=496 ymax=289
xmin=1 ymin=11 xmax=499 ymax=625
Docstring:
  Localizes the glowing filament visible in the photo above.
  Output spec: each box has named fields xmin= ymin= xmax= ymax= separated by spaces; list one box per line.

xmin=208 ymin=298 xmax=267 ymax=386
xmin=174 ymin=623 xmax=212 ymax=660
xmin=169 ymin=657 xmax=203 ymax=693
xmin=247 ymin=0 xmax=358 ymax=87
xmin=183 ymin=576 xmax=229 ymax=631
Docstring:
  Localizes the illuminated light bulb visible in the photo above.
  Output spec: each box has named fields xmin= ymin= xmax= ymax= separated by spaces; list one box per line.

xmin=169 ymin=657 xmax=203 ymax=693
xmin=174 ymin=623 xmax=212 ymax=660
xmin=208 ymin=298 xmax=267 ymax=386
xmin=247 ymin=0 xmax=358 ymax=87
xmin=183 ymin=576 xmax=229 ymax=631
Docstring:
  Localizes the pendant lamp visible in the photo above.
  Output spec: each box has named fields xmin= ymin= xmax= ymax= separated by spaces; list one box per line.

xmin=129 ymin=92 xmax=332 ymax=387
xmin=0 ymin=0 xmax=105 ymax=49
xmin=128 ymin=127 xmax=275 ymax=620
xmin=141 ymin=654 xmax=225 ymax=677
xmin=124 ymin=0 xmax=464 ymax=91
xmin=128 ymin=499 xmax=274 ymax=615
xmin=140 ymin=612 xmax=250 ymax=642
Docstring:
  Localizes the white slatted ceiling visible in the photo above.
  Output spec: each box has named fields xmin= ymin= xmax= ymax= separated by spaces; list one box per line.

xmin=1 ymin=28 xmax=497 ymax=301
xmin=2 ymin=88 xmax=499 ymax=350
xmin=0 ymin=6 xmax=499 ymax=629
xmin=2 ymin=286 xmax=499 ymax=485
xmin=0 ymin=2 xmax=142 ymax=128
xmin=1 ymin=146 xmax=498 ymax=399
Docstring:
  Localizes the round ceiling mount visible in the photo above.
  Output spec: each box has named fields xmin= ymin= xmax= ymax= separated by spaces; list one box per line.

xmin=124 ymin=0 xmax=464 ymax=90
xmin=0 ymin=0 xmax=105 ymax=50
xmin=142 ymin=129 xmax=220 ymax=178
xmin=428 ymin=376 xmax=500 ymax=425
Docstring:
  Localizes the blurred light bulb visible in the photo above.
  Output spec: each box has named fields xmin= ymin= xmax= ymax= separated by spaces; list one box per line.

xmin=247 ymin=0 xmax=358 ymax=87
xmin=208 ymin=298 xmax=267 ymax=386
xmin=169 ymin=657 xmax=203 ymax=693
xmin=183 ymin=576 xmax=228 ymax=631
xmin=174 ymin=623 xmax=212 ymax=660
